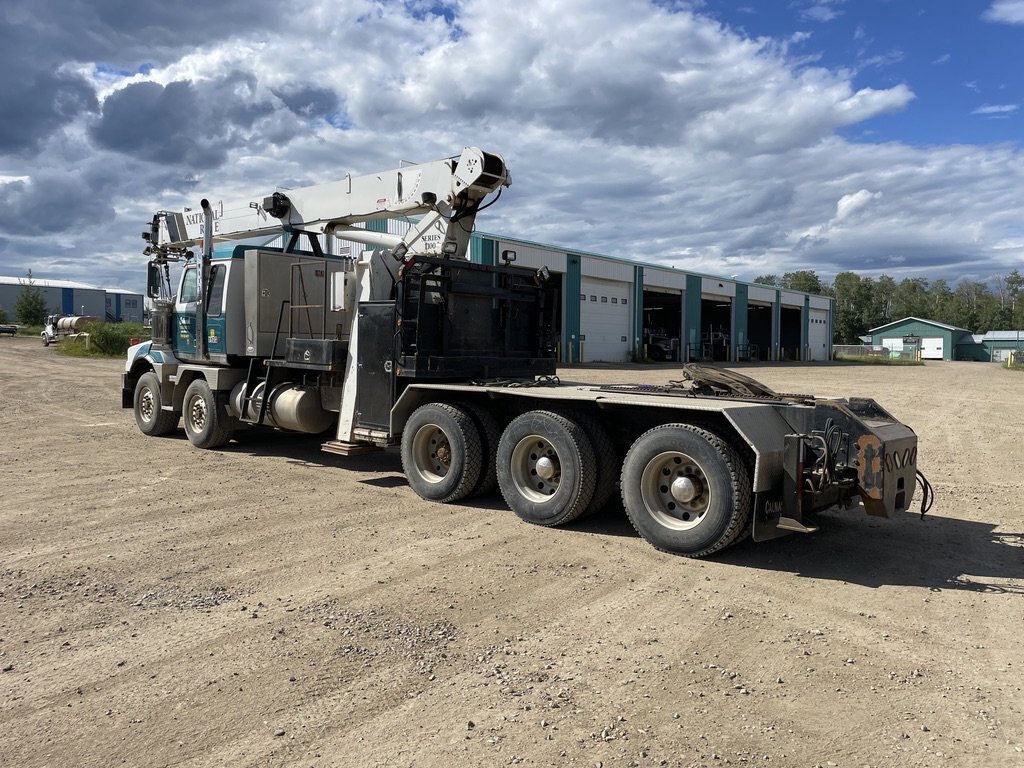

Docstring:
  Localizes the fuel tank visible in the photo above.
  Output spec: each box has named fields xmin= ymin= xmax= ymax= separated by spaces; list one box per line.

xmin=229 ymin=381 xmax=334 ymax=434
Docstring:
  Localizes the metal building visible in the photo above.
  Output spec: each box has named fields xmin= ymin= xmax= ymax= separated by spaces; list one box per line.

xmin=869 ymin=317 xmax=968 ymax=361
xmin=470 ymin=232 xmax=834 ymax=364
xmin=104 ymin=288 xmax=145 ymax=323
xmin=870 ymin=317 xmax=1024 ymax=362
xmin=0 ymin=276 xmax=144 ymax=324
xmin=0 ymin=276 xmax=106 ymax=320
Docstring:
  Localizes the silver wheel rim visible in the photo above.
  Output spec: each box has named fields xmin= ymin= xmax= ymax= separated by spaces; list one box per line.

xmin=510 ymin=434 xmax=560 ymax=502
xmin=411 ymin=424 xmax=451 ymax=484
xmin=187 ymin=393 xmax=208 ymax=433
xmin=640 ymin=451 xmax=711 ymax=530
xmin=140 ymin=388 xmax=156 ymax=423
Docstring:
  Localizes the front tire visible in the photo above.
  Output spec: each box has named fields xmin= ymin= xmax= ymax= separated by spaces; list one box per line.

xmin=401 ymin=403 xmax=483 ymax=503
xmin=134 ymin=371 xmax=179 ymax=436
xmin=620 ymin=424 xmax=751 ymax=557
xmin=182 ymin=379 xmax=236 ymax=449
xmin=497 ymin=410 xmax=596 ymax=527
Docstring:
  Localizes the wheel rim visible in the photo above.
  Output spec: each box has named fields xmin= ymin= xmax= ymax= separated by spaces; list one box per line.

xmin=639 ymin=451 xmax=711 ymax=530
xmin=187 ymin=393 xmax=208 ymax=433
xmin=510 ymin=434 xmax=561 ymax=502
xmin=139 ymin=387 xmax=156 ymax=423
xmin=411 ymin=424 xmax=451 ymax=484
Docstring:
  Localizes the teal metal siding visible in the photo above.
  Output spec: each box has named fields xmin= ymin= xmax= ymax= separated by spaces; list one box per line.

xmin=771 ymin=291 xmax=781 ymax=362
xmin=564 ymin=254 xmax=582 ymax=363
xmin=469 ymin=233 xmax=497 ymax=265
xmin=684 ymin=274 xmax=702 ymax=359
xmin=802 ymin=295 xmax=810 ymax=360
xmin=734 ymin=284 xmax=748 ymax=362
xmin=632 ymin=265 xmax=644 ymax=358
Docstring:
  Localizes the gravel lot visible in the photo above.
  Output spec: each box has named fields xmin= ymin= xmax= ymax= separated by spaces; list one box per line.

xmin=1 ymin=334 xmax=1022 ymax=767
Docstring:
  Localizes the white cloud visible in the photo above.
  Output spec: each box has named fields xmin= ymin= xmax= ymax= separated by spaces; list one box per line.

xmin=983 ymin=0 xmax=1024 ymax=24
xmin=0 ymin=0 xmax=1023 ymax=291
xmin=972 ymin=103 xmax=1019 ymax=115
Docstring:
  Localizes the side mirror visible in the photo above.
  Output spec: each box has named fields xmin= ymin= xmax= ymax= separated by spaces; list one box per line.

xmin=146 ymin=261 xmax=162 ymax=299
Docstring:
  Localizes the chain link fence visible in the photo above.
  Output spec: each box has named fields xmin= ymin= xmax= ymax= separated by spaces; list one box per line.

xmin=832 ymin=344 xmax=919 ymax=361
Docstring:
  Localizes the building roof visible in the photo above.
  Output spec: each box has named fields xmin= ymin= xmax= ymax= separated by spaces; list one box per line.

xmin=103 ymin=287 xmax=144 ymax=296
xmin=978 ymin=330 xmax=1024 ymax=341
xmin=0 ymin=275 xmax=100 ymax=290
xmin=868 ymin=316 xmax=970 ymax=334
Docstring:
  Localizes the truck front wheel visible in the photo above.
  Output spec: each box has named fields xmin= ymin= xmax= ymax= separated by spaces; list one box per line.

xmin=620 ymin=424 xmax=751 ymax=557
xmin=401 ymin=403 xmax=483 ymax=503
xmin=496 ymin=410 xmax=596 ymax=527
xmin=134 ymin=371 xmax=179 ymax=436
xmin=182 ymin=379 xmax=236 ymax=449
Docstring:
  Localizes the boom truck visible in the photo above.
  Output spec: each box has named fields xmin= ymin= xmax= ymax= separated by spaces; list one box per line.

xmin=122 ymin=147 xmax=932 ymax=558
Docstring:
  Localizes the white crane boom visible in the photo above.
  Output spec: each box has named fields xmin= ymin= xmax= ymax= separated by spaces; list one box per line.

xmin=143 ymin=147 xmax=510 ymax=262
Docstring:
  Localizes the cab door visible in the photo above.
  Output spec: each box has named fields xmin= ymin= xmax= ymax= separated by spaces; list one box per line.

xmin=173 ymin=263 xmax=228 ymax=361
xmin=173 ymin=265 xmax=199 ymax=359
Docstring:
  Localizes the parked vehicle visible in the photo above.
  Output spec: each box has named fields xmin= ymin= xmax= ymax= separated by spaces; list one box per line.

xmin=123 ymin=147 xmax=931 ymax=557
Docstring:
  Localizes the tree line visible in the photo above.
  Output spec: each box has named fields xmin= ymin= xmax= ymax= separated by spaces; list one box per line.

xmin=753 ymin=270 xmax=1024 ymax=344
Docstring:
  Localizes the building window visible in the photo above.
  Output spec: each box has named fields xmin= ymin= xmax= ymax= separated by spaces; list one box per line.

xmin=601 ymin=296 xmax=608 ymax=303
xmin=590 ymin=295 xmax=597 ymax=302
xmin=612 ymin=297 xmax=618 ymax=304
xmin=622 ymin=298 xmax=628 ymax=305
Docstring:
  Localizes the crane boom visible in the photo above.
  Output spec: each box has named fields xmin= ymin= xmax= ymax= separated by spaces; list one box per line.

xmin=143 ymin=147 xmax=510 ymax=262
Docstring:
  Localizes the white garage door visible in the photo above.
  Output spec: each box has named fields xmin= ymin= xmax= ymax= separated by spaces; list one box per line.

xmin=881 ymin=337 xmax=904 ymax=352
xmin=580 ymin=277 xmax=631 ymax=362
xmin=920 ymin=337 xmax=944 ymax=360
xmin=808 ymin=309 xmax=829 ymax=361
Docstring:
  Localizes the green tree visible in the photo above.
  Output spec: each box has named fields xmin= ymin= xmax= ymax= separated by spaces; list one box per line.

xmin=892 ymin=278 xmax=930 ymax=320
xmin=929 ymin=279 xmax=956 ymax=326
xmin=15 ymin=270 xmax=49 ymax=326
xmin=753 ymin=274 xmax=779 ymax=287
xmin=831 ymin=271 xmax=867 ymax=343
xmin=781 ymin=270 xmax=824 ymax=295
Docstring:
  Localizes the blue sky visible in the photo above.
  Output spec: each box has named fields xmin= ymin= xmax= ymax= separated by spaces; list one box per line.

xmin=705 ymin=0 xmax=1022 ymax=147
xmin=0 ymin=0 xmax=1022 ymax=292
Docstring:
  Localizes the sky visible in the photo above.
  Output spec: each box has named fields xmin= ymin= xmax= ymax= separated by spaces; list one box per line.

xmin=0 ymin=0 xmax=1022 ymax=293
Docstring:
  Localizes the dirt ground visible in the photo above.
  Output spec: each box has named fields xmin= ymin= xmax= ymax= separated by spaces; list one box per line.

xmin=0 ymin=335 xmax=1021 ymax=768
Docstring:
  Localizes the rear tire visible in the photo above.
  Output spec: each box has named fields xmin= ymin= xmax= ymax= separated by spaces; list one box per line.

xmin=134 ymin=371 xmax=179 ymax=436
xmin=620 ymin=424 xmax=751 ymax=557
xmin=497 ymin=410 xmax=596 ymax=527
xmin=401 ymin=403 xmax=483 ymax=503
xmin=565 ymin=410 xmax=618 ymax=517
xmin=459 ymin=401 xmax=501 ymax=497
xmin=182 ymin=379 xmax=236 ymax=449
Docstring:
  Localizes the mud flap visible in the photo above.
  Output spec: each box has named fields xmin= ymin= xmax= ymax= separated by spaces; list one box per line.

xmin=752 ymin=434 xmax=820 ymax=542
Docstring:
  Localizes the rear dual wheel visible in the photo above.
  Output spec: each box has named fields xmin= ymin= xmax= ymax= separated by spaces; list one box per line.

xmin=402 ymin=403 xmax=483 ymax=503
xmin=496 ymin=410 xmax=597 ymax=527
xmin=620 ymin=424 xmax=751 ymax=557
